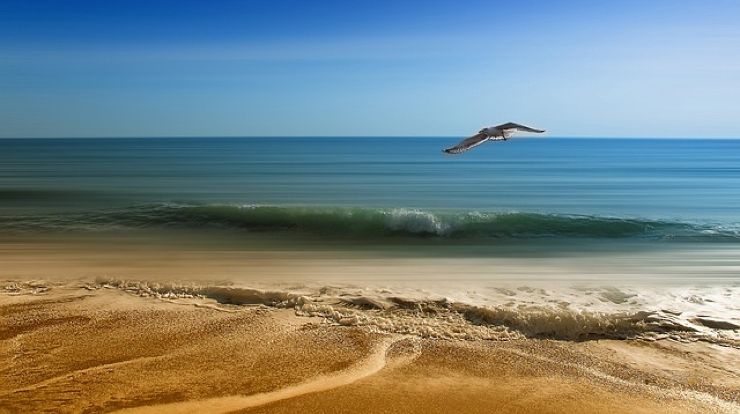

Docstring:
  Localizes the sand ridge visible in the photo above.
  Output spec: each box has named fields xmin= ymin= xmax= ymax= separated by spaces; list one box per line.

xmin=112 ymin=336 xmax=407 ymax=414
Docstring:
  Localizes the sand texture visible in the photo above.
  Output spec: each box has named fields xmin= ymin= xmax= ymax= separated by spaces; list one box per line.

xmin=1 ymin=285 xmax=738 ymax=414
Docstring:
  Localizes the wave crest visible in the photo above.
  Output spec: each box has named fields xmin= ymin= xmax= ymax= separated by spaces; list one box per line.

xmin=384 ymin=209 xmax=449 ymax=235
xmin=3 ymin=204 xmax=740 ymax=240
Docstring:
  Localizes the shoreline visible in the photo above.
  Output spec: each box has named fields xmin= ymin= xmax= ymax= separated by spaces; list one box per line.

xmin=1 ymin=235 xmax=738 ymax=413
xmin=1 ymin=285 xmax=738 ymax=413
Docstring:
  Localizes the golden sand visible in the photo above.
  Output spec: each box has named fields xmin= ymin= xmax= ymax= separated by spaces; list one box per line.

xmin=1 ymin=286 xmax=738 ymax=414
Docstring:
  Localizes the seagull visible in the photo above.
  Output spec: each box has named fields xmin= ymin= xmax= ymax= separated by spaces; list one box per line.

xmin=443 ymin=122 xmax=545 ymax=154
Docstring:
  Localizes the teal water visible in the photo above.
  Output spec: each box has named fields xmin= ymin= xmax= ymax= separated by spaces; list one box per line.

xmin=2 ymin=137 xmax=740 ymax=241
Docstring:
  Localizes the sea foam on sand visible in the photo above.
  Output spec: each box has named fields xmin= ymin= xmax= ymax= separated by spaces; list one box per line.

xmin=80 ymin=278 xmax=739 ymax=346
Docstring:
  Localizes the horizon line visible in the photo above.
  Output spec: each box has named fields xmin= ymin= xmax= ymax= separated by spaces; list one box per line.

xmin=1 ymin=135 xmax=740 ymax=140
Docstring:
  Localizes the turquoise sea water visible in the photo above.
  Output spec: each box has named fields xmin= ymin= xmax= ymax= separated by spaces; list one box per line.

xmin=2 ymin=137 xmax=740 ymax=241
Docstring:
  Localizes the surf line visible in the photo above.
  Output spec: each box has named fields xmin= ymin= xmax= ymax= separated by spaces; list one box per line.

xmin=111 ymin=335 xmax=401 ymax=414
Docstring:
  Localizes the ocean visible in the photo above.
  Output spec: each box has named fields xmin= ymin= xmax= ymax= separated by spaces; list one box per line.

xmin=2 ymin=137 xmax=740 ymax=239
xmin=2 ymin=137 xmax=740 ymax=344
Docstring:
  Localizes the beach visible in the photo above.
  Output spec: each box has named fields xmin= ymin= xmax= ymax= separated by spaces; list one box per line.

xmin=2 ymin=276 xmax=738 ymax=414
xmin=5 ymin=0 xmax=740 ymax=411
xmin=1 ymin=234 xmax=739 ymax=413
xmin=1 ymin=137 xmax=739 ymax=412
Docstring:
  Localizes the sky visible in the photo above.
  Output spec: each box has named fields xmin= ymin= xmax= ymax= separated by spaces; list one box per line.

xmin=1 ymin=0 xmax=739 ymax=138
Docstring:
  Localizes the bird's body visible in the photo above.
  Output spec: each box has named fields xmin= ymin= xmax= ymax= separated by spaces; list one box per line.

xmin=443 ymin=122 xmax=545 ymax=154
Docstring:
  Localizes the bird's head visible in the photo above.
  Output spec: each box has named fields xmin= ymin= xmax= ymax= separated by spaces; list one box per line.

xmin=478 ymin=127 xmax=489 ymax=135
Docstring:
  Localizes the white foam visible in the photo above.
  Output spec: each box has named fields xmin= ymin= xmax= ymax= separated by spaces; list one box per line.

xmin=383 ymin=209 xmax=449 ymax=235
xmin=89 ymin=278 xmax=740 ymax=346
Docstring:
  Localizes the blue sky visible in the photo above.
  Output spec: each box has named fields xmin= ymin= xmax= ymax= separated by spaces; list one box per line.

xmin=1 ymin=0 xmax=739 ymax=137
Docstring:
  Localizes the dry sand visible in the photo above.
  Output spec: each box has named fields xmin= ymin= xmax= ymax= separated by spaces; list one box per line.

xmin=1 ymin=285 xmax=738 ymax=414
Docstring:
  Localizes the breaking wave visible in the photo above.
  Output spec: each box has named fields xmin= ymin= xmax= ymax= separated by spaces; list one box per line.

xmin=3 ymin=204 xmax=740 ymax=241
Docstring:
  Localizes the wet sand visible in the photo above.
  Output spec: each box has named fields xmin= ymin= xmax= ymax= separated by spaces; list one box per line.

xmin=1 ymin=285 xmax=738 ymax=414
xmin=1 ymin=235 xmax=739 ymax=413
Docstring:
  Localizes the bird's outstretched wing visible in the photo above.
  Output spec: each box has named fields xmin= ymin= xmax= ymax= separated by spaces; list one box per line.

xmin=496 ymin=122 xmax=545 ymax=133
xmin=443 ymin=133 xmax=489 ymax=154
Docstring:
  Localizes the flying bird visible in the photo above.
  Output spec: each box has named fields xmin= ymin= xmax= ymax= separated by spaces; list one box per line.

xmin=443 ymin=122 xmax=545 ymax=154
